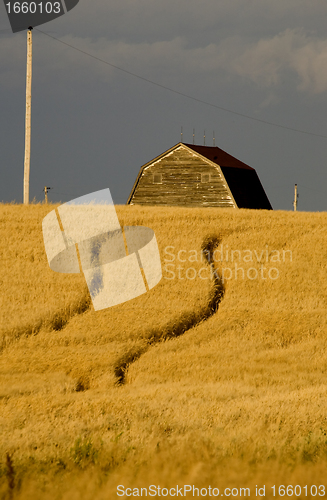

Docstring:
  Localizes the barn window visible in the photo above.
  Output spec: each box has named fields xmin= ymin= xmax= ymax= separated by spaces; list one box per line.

xmin=153 ymin=173 xmax=162 ymax=184
xmin=201 ymin=173 xmax=211 ymax=183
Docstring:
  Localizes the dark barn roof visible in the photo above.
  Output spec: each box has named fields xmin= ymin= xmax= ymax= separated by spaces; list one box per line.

xmin=221 ymin=167 xmax=272 ymax=209
xmin=127 ymin=143 xmax=272 ymax=209
xmin=185 ymin=143 xmax=253 ymax=170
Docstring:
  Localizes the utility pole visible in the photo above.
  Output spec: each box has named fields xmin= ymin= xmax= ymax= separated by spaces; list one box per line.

xmin=293 ymin=184 xmax=298 ymax=211
xmin=23 ymin=27 xmax=33 ymax=205
xmin=44 ymin=186 xmax=52 ymax=204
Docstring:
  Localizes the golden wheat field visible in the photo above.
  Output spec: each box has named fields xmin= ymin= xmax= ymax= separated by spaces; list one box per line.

xmin=1 ymin=202 xmax=327 ymax=499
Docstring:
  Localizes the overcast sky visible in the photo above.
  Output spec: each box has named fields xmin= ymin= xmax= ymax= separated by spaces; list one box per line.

xmin=1 ymin=0 xmax=327 ymax=210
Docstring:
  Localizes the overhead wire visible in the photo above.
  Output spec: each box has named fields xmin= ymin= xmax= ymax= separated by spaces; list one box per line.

xmin=35 ymin=28 xmax=327 ymax=140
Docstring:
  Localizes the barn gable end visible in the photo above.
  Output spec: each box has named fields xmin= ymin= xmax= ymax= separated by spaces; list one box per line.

xmin=127 ymin=143 xmax=272 ymax=209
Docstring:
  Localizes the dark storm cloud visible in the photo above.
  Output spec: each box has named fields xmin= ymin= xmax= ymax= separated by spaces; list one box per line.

xmin=3 ymin=0 xmax=327 ymax=95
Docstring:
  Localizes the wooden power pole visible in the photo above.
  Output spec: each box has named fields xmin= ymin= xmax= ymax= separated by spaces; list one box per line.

xmin=23 ymin=28 xmax=32 ymax=205
xmin=293 ymin=184 xmax=298 ymax=211
xmin=44 ymin=186 xmax=52 ymax=203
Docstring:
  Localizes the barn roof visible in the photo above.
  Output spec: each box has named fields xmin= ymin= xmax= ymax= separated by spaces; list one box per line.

xmin=184 ymin=143 xmax=254 ymax=170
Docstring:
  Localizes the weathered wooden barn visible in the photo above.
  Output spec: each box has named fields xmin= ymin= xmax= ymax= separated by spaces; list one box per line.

xmin=127 ymin=143 xmax=272 ymax=209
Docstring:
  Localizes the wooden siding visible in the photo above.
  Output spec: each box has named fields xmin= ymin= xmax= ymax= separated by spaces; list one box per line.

xmin=129 ymin=146 xmax=235 ymax=208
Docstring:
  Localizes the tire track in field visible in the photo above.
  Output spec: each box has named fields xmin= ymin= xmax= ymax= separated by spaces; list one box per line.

xmin=0 ymin=291 xmax=91 ymax=352
xmin=114 ymin=235 xmax=224 ymax=385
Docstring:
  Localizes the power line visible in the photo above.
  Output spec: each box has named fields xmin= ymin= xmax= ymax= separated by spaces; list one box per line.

xmin=35 ymin=28 xmax=327 ymax=140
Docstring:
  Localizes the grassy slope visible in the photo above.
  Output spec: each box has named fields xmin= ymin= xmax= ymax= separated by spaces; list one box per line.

xmin=1 ymin=204 xmax=327 ymax=499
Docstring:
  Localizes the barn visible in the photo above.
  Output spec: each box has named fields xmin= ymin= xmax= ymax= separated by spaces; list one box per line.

xmin=127 ymin=142 xmax=272 ymax=209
